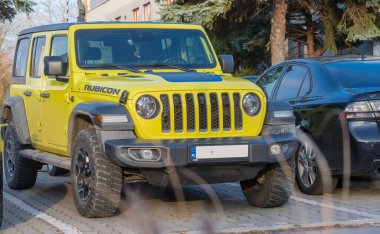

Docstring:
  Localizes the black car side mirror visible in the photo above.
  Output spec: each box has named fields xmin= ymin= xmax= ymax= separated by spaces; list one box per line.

xmin=44 ymin=55 xmax=69 ymax=82
xmin=218 ymin=55 xmax=234 ymax=74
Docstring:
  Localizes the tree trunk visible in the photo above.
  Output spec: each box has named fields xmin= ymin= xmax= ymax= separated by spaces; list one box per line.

xmin=306 ymin=14 xmax=315 ymax=57
xmin=270 ymin=0 xmax=288 ymax=65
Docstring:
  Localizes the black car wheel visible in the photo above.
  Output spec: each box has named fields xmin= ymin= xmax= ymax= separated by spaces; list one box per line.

xmin=297 ymin=142 xmax=318 ymax=188
xmin=3 ymin=122 xmax=39 ymax=190
xmin=71 ymin=128 xmax=122 ymax=218
xmin=296 ymin=131 xmax=338 ymax=195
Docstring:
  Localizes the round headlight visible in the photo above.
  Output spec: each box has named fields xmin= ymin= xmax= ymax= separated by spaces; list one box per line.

xmin=136 ymin=95 xmax=159 ymax=119
xmin=242 ymin=93 xmax=261 ymax=116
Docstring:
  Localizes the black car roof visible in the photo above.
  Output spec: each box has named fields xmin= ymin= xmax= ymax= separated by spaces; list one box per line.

xmin=19 ymin=21 xmax=200 ymax=36
xmin=287 ymin=55 xmax=380 ymax=65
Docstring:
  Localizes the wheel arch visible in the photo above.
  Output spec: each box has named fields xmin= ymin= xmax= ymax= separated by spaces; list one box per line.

xmin=67 ymin=102 xmax=134 ymax=157
xmin=1 ymin=96 xmax=31 ymax=144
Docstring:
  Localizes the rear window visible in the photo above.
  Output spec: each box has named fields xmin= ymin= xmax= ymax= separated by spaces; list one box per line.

xmin=324 ymin=61 xmax=380 ymax=88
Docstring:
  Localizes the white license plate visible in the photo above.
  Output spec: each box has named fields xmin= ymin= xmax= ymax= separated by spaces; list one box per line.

xmin=190 ymin=145 xmax=249 ymax=160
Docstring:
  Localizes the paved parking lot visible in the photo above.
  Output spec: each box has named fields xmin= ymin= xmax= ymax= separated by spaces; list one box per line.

xmin=2 ymin=169 xmax=380 ymax=234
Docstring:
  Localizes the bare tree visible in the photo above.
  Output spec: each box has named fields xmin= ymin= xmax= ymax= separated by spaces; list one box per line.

xmin=0 ymin=22 xmax=14 ymax=100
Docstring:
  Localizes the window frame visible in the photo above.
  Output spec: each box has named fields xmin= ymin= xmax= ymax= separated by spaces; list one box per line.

xmin=273 ymin=63 xmax=311 ymax=100
xmin=257 ymin=65 xmax=285 ymax=98
xmin=297 ymin=71 xmax=312 ymax=97
xmin=49 ymin=34 xmax=69 ymax=79
xmin=49 ymin=34 xmax=68 ymax=56
xmin=29 ymin=36 xmax=47 ymax=79
xmin=143 ymin=3 xmax=151 ymax=21
xmin=12 ymin=36 xmax=31 ymax=84
xmin=133 ymin=7 xmax=140 ymax=22
xmin=73 ymin=28 xmax=218 ymax=70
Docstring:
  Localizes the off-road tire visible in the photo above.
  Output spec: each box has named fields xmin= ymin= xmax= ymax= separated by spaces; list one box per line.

xmin=47 ymin=165 xmax=68 ymax=176
xmin=3 ymin=122 xmax=39 ymax=189
xmin=296 ymin=131 xmax=338 ymax=195
xmin=240 ymin=157 xmax=295 ymax=208
xmin=71 ymin=128 xmax=122 ymax=218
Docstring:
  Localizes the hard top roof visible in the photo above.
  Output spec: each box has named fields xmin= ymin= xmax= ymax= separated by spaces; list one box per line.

xmin=19 ymin=21 xmax=200 ymax=36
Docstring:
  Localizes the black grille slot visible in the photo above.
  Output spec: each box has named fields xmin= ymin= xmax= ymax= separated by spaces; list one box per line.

xmin=173 ymin=94 xmax=183 ymax=132
xmin=198 ymin=93 xmax=208 ymax=131
xmin=160 ymin=95 xmax=170 ymax=132
xmin=185 ymin=94 xmax=195 ymax=131
xmin=233 ymin=93 xmax=242 ymax=129
xmin=210 ymin=93 xmax=219 ymax=131
xmin=222 ymin=93 xmax=231 ymax=130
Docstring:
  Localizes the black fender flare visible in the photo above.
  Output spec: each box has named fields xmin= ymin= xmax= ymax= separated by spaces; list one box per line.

xmin=68 ymin=102 xmax=135 ymax=155
xmin=1 ymin=96 xmax=31 ymax=144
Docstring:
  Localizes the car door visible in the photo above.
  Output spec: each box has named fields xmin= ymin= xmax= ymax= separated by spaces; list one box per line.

xmin=19 ymin=34 xmax=46 ymax=144
xmin=273 ymin=64 xmax=310 ymax=123
xmin=40 ymin=34 xmax=71 ymax=154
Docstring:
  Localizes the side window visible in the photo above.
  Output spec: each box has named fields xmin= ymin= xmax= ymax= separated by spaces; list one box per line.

xmin=14 ymin=38 xmax=30 ymax=77
xmin=30 ymin=37 xmax=46 ymax=78
xmin=256 ymin=66 xmax=284 ymax=98
xmin=298 ymin=73 xmax=311 ymax=97
xmin=275 ymin=65 xmax=308 ymax=100
xmin=51 ymin=36 xmax=68 ymax=56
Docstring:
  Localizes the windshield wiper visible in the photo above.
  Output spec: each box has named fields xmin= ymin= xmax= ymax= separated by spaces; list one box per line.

xmin=133 ymin=63 xmax=195 ymax=72
xmin=81 ymin=64 xmax=141 ymax=73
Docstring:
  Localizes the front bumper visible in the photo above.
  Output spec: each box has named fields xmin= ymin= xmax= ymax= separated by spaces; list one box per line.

xmin=348 ymin=121 xmax=380 ymax=175
xmin=104 ymin=134 xmax=298 ymax=169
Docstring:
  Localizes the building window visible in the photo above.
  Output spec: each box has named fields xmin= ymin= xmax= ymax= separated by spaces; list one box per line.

xmin=144 ymin=3 xmax=151 ymax=21
xmin=133 ymin=8 xmax=140 ymax=22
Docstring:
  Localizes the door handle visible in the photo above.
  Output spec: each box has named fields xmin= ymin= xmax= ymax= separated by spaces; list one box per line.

xmin=23 ymin=91 xmax=32 ymax=97
xmin=40 ymin=92 xmax=50 ymax=98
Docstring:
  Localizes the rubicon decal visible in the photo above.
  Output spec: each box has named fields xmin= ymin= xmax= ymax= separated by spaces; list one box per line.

xmin=84 ymin=85 xmax=121 ymax=95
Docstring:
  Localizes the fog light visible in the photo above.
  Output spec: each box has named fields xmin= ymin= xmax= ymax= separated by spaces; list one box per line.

xmin=270 ymin=144 xmax=282 ymax=155
xmin=127 ymin=148 xmax=161 ymax=161
xmin=141 ymin=149 xmax=154 ymax=160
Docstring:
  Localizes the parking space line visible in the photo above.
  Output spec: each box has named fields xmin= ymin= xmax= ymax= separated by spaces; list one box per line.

xmin=4 ymin=192 xmax=82 ymax=234
xmin=181 ymin=218 xmax=380 ymax=234
xmin=290 ymin=196 xmax=380 ymax=219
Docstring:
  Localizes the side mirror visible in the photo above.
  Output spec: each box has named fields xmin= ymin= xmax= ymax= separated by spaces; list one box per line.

xmin=44 ymin=55 xmax=69 ymax=82
xmin=218 ymin=55 xmax=234 ymax=74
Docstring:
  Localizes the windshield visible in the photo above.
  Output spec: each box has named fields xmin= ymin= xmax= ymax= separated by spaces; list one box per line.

xmin=75 ymin=28 xmax=216 ymax=70
xmin=324 ymin=61 xmax=380 ymax=88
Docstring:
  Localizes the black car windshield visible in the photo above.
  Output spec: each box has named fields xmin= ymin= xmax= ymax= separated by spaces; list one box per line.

xmin=324 ymin=61 xmax=380 ymax=88
xmin=75 ymin=29 xmax=216 ymax=70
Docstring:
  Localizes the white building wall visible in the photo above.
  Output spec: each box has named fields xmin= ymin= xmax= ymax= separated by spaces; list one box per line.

xmin=87 ymin=0 xmax=162 ymax=22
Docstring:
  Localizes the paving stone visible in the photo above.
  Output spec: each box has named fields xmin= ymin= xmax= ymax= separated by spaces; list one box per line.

xmin=2 ymin=172 xmax=380 ymax=233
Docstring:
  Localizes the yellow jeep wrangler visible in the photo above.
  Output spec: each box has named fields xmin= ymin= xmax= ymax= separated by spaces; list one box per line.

xmin=2 ymin=22 xmax=297 ymax=218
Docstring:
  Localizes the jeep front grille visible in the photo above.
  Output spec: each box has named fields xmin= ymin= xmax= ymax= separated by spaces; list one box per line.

xmin=160 ymin=92 xmax=244 ymax=133
xmin=160 ymin=95 xmax=170 ymax=132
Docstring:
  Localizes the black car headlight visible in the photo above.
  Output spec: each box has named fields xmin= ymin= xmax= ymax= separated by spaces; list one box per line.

xmin=242 ymin=93 xmax=261 ymax=116
xmin=136 ymin=95 xmax=159 ymax=119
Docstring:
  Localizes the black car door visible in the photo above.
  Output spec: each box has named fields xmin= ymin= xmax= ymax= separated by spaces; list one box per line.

xmin=273 ymin=64 xmax=310 ymax=124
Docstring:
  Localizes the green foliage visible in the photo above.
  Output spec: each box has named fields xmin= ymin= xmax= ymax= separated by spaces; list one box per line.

xmin=161 ymin=0 xmax=272 ymax=74
xmin=161 ymin=0 xmax=380 ymax=73
xmin=338 ymin=1 xmax=380 ymax=42
xmin=0 ymin=0 xmax=35 ymax=21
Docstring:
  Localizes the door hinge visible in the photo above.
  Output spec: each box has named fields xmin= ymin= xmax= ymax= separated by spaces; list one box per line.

xmin=36 ymin=121 xmax=42 ymax=132
xmin=64 ymin=93 xmax=74 ymax=103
